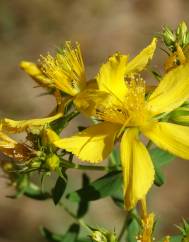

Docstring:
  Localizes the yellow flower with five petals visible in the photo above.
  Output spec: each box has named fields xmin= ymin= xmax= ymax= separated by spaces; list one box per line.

xmin=54 ymin=38 xmax=189 ymax=210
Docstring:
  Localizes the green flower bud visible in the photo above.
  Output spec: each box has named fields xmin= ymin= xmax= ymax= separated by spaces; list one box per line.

xmin=162 ymin=26 xmax=176 ymax=48
xmin=169 ymin=107 xmax=189 ymax=126
xmin=91 ymin=229 xmax=118 ymax=242
xmin=92 ymin=231 xmax=107 ymax=242
xmin=176 ymin=21 xmax=188 ymax=46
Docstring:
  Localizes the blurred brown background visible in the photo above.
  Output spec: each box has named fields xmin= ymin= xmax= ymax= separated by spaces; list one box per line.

xmin=0 ymin=0 xmax=189 ymax=241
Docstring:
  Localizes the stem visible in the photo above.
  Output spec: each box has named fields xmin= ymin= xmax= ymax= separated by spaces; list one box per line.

xmin=109 ymin=151 xmax=117 ymax=167
xmin=140 ymin=198 xmax=148 ymax=219
xmin=61 ymin=159 xmax=109 ymax=171
xmin=63 ymin=204 xmax=92 ymax=233
xmin=118 ymin=216 xmax=128 ymax=241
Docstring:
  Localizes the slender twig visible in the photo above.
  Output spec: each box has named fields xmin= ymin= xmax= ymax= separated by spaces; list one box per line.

xmin=62 ymin=203 xmax=92 ymax=233
xmin=118 ymin=216 xmax=128 ymax=241
xmin=60 ymin=159 xmax=110 ymax=171
xmin=139 ymin=198 xmax=147 ymax=220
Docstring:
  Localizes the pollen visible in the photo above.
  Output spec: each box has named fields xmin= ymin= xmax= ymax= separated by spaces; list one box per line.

xmin=40 ymin=42 xmax=86 ymax=96
xmin=95 ymin=104 xmax=129 ymax=124
xmin=124 ymin=74 xmax=149 ymax=126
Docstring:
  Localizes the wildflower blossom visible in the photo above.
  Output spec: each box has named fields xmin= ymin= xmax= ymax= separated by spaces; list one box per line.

xmin=40 ymin=41 xmax=86 ymax=96
xmin=54 ymin=38 xmax=189 ymax=209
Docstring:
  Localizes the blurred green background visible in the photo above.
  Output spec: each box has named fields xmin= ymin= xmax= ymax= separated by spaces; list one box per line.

xmin=0 ymin=0 xmax=189 ymax=241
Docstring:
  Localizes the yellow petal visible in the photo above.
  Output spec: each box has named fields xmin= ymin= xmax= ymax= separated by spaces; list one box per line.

xmin=0 ymin=131 xmax=17 ymax=148
xmin=74 ymin=88 xmax=118 ymax=117
xmin=20 ymin=61 xmax=54 ymax=88
xmin=54 ymin=122 xmax=120 ymax=163
xmin=120 ymin=128 xmax=154 ymax=210
xmin=96 ymin=53 xmax=128 ymax=103
xmin=42 ymin=128 xmax=60 ymax=145
xmin=141 ymin=121 xmax=189 ymax=160
xmin=125 ymin=38 xmax=157 ymax=75
xmin=2 ymin=113 xmax=63 ymax=133
xmin=74 ymin=89 xmax=127 ymax=124
xmin=147 ymin=63 xmax=189 ymax=115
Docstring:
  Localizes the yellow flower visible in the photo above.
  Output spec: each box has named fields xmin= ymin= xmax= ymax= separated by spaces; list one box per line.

xmin=54 ymin=38 xmax=189 ymax=210
xmin=40 ymin=41 xmax=86 ymax=96
xmin=21 ymin=41 xmax=96 ymax=113
xmin=20 ymin=41 xmax=86 ymax=95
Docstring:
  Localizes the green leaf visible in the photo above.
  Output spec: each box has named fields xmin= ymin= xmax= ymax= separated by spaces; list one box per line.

xmin=170 ymin=236 xmax=182 ymax=242
xmin=109 ymin=148 xmax=121 ymax=168
xmin=67 ymin=171 xmax=122 ymax=202
xmin=61 ymin=224 xmax=80 ymax=242
xmin=76 ymin=174 xmax=90 ymax=218
xmin=41 ymin=227 xmax=65 ymax=242
xmin=111 ymin=180 xmax=124 ymax=208
xmin=52 ymin=174 xmax=67 ymax=205
xmin=150 ymin=148 xmax=175 ymax=186
xmin=7 ymin=175 xmax=50 ymax=200
xmin=126 ymin=211 xmax=140 ymax=242
xmin=50 ymin=111 xmax=79 ymax=134
xmin=24 ymin=182 xmax=51 ymax=200
xmin=76 ymin=239 xmax=91 ymax=242
xmin=41 ymin=224 xmax=80 ymax=242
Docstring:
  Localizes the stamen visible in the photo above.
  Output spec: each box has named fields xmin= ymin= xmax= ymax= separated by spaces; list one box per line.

xmin=40 ymin=42 xmax=86 ymax=96
xmin=95 ymin=105 xmax=129 ymax=124
xmin=124 ymin=74 xmax=147 ymax=125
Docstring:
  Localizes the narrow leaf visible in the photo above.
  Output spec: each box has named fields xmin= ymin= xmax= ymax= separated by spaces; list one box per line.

xmin=52 ymin=174 xmax=67 ymax=205
xmin=150 ymin=148 xmax=175 ymax=186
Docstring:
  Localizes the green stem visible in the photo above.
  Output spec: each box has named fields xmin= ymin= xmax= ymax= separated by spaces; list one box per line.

xmin=118 ymin=216 xmax=128 ymax=241
xmin=109 ymin=152 xmax=117 ymax=167
xmin=61 ymin=159 xmax=109 ymax=171
xmin=63 ymin=204 xmax=92 ymax=233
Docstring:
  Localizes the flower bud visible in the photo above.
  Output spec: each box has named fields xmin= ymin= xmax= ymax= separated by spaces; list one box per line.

xmin=91 ymin=231 xmax=107 ymax=242
xmin=176 ymin=21 xmax=188 ymax=46
xmin=91 ymin=229 xmax=118 ymax=242
xmin=169 ymin=107 xmax=189 ymax=126
xmin=162 ymin=236 xmax=170 ymax=242
xmin=162 ymin=26 xmax=176 ymax=48
xmin=46 ymin=154 xmax=60 ymax=170
xmin=20 ymin=61 xmax=54 ymax=88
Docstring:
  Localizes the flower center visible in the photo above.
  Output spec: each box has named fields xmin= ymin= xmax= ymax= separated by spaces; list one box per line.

xmin=124 ymin=74 xmax=149 ymax=126
xmin=93 ymin=74 xmax=151 ymax=127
